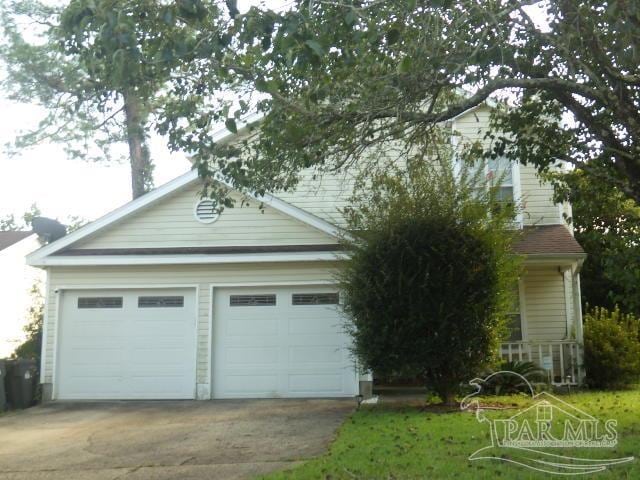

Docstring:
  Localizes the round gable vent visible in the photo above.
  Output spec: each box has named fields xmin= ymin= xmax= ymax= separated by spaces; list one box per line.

xmin=194 ymin=198 xmax=220 ymax=224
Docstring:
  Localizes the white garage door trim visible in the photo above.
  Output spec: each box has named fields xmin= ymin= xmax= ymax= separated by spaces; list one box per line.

xmin=209 ymin=282 xmax=358 ymax=399
xmin=53 ymin=284 xmax=199 ymax=400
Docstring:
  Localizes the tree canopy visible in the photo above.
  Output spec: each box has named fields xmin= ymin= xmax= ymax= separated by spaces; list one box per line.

xmin=158 ymin=0 xmax=640 ymax=205
xmin=555 ymin=169 xmax=640 ymax=316
xmin=1 ymin=0 xmax=227 ymax=198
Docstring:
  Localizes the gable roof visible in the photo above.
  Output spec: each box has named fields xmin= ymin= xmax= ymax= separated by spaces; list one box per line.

xmin=0 ymin=231 xmax=33 ymax=252
xmin=27 ymin=170 xmax=344 ymax=266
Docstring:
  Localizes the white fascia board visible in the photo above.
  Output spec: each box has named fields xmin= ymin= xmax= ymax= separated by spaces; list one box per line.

xmin=30 ymin=251 xmax=348 ymax=267
xmin=27 ymin=170 xmax=201 ymax=265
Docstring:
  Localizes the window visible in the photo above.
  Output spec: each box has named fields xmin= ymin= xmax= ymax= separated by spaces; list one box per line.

xmin=77 ymin=297 xmax=123 ymax=309
xmin=194 ymin=198 xmax=220 ymax=224
xmin=138 ymin=296 xmax=184 ymax=308
xmin=292 ymin=293 xmax=340 ymax=306
xmin=506 ymin=285 xmax=523 ymax=341
xmin=229 ymin=294 xmax=276 ymax=306
xmin=488 ymin=157 xmax=514 ymax=206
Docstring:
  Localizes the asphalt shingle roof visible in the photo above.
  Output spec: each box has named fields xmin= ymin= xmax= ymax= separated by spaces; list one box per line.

xmin=513 ymin=225 xmax=585 ymax=255
xmin=0 ymin=231 xmax=33 ymax=252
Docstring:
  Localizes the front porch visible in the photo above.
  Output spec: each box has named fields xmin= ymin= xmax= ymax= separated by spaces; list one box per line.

xmin=500 ymin=340 xmax=583 ymax=386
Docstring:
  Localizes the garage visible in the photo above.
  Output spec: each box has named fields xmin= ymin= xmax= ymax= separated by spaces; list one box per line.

xmin=56 ymin=288 xmax=197 ymax=400
xmin=212 ymin=286 xmax=358 ymax=398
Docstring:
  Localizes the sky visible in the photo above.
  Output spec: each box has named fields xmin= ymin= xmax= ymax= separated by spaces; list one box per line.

xmin=0 ymin=0 xmax=281 ymax=227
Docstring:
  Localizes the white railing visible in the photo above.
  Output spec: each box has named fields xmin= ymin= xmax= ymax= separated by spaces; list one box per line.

xmin=499 ymin=340 xmax=583 ymax=386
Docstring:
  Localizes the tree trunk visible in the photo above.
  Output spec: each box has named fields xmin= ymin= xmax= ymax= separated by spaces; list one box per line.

xmin=123 ymin=91 xmax=153 ymax=199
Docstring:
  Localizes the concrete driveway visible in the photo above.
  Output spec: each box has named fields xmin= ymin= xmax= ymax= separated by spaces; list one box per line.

xmin=0 ymin=399 xmax=355 ymax=480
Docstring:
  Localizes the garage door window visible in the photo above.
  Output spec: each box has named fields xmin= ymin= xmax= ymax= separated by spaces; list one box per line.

xmin=292 ymin=293 xmax=340 ymax=306
xmin=77 ymin=297 xmax=123 ymax=309
xmin=229 ymin=294 xmax=276 ymax=306
xmin=138 ymin=296 xmax=184 ymax=308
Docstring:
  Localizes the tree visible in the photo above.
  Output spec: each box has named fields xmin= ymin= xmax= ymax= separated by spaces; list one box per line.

xmin=1 ymin=0 xmax=227 ymax=198
xmin=0 ymin=204 xmax=41 ymax=231
xmin=161 ymin=0 xmax=640 ymax=205
xmin=339 ymin=156 xmax=521 ymax=405
xmin=0 ymin=204 xmax=87 ymax=234
xmin=554 ymin=169 xmax=640 ymax=316
xmin=11 ymin=282 xmax=44 ymax=362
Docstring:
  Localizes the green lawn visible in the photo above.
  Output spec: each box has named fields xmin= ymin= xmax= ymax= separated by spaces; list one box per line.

xmin=263 ymin=390 xmax=640 ymax=479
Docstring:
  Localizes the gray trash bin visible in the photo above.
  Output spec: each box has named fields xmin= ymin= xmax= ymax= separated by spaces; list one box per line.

xmin=6 ymin=359 xmax=37 ymax=409
xmin=0 ymin=359 xmax=7 ymax=412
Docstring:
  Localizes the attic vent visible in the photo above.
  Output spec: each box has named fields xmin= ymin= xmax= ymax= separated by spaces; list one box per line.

xmin=292 ymin=293 xmax=340 ymax=306
xmin=194 ymin=198 xmax=220 ymax=224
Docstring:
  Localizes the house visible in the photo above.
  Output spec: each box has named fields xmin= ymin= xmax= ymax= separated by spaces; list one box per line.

xmin=0 ymin=231 xmax=43 ymax=358
xmin=26 ymin=105 xmax=585 ymax=401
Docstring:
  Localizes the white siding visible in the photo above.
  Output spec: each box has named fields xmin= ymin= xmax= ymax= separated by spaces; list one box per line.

xmin=522 ymin=266 xmax=568 ymax=341
xmin=43 ymin=262 xmax=341 ymax=389
xmin=452 ymin=105 xmax=562 ymax=226
xmin=75 ymin=183 xmax=337 ymax=250
xmin=520 ymin=164 xmax=561 ymax=225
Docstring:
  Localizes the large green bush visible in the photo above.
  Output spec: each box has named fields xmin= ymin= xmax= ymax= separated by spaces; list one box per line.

xmin=583 ymin=306 xmax=640 ymax=389
xmin=340 ymin=158 xmax=521 ymax=404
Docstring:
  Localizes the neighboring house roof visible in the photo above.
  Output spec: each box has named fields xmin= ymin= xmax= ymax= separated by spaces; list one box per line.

xmin=514 ymin=225 xmax=585 ymax=256
xmin=0 ymin=231 xmax=33 ymax=252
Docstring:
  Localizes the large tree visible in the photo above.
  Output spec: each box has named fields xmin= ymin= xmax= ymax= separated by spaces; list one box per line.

xmin=1 ymin=0 xmax=226 ymax=198
xmin=554 ymin=169 xmax=640 ymax=316
xmin=161 ymin=0 xmax=640 ymax=203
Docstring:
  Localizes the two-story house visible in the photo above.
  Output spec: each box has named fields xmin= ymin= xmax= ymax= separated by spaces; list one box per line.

xmin=26 ymin=104 xmax=585 ymax=402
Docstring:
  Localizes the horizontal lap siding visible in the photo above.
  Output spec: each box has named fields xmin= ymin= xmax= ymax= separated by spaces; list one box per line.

xmin=75 ymin=184 xmax=337 ymax=249
xmin=454 ymin=106 xmax=562 ymax=227
xmin=520 ymin=164 xmax=561 ymax=225
xmin=43 ymin=262 xmax=340 ymax=385
xmin=523 ymin=266 xmax=568 ymax=341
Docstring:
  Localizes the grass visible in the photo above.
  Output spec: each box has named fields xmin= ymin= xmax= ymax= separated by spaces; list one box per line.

xmin=263 ymin=390 xmax=640 ymax=479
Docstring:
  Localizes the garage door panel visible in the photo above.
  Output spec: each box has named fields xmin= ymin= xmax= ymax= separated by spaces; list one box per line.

xmin=225 ymin=346 xmax=279 ymax=365
xmin=226 ymin=318 xmax=279 ymax=336
xmin=288 ymin=373 xmax=344 ymax=393
xmin=57 ymin=288 xmax=196 ymax=400
xmin=222 ymin=374 xmax=279 ymax=395
xmin=289 ymin=345 xmax=343 ymax=364
xmin=213 ymin=286 xmax=357 ymax=398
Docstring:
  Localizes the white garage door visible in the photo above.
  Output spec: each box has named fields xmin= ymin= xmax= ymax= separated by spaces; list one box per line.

xmin=57 ymin=288 xmax=196 ymax=400
xmin=212 ymin=286 xmax=358 ymax=398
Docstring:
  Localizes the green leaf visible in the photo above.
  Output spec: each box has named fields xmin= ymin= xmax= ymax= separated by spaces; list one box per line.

xmin=225 ymin=118 xmax=237 ymax=134
xmin=397 ymin=56 xmax=412 ymax=74
xmin=305 ymin=39 xmax=324 ymax=57
xmin=344 ymin=9 xmax=358 ymax=26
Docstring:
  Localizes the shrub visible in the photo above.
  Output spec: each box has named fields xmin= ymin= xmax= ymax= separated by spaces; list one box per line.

xmin=340 ymin=158 xmax=521 ymax=405
xmin=583 ymin=306 xmax=640 ymax=389
xmin=481 ymin=360 xmax=546 ymax=396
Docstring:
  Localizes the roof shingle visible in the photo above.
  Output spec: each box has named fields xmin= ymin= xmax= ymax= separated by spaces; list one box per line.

xmin=0 ymin=231 xmax=33 ymax=252
xmin=513 ymin=225 xmax=584 ymax=256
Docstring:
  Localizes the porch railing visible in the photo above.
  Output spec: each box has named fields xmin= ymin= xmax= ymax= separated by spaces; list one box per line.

xmin=499 ymin=340 xmax=583 ymax=386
